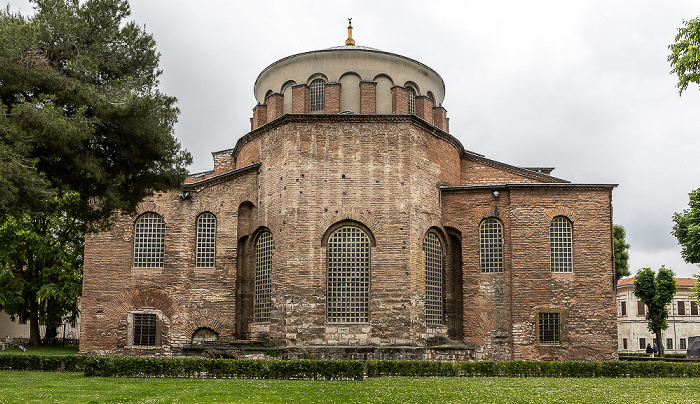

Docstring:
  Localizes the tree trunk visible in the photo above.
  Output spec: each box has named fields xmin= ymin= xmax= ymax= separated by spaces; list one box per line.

xmin=28 ymin=299 xmax=42 ymax=346
xmin=656 ymin=328 xmax=664 ymax=358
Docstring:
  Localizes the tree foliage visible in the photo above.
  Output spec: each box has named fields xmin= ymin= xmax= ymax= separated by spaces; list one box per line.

xmin=0 ymin=192 xmax=84 ymax=346
xmin=613 ymin=224 xmax=631 ymax=281
xmin=668 ymin=16 xmax=700 ymax=95
xmin=0 ymin=0 xmax=191 ymax=227
xmin=633 ymin=266 xmax=677 ymax=357
xmin=672 ymin=188 xmax=700 ymax=266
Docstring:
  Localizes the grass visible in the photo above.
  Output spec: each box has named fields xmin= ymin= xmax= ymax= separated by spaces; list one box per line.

xmin=0 ymin=346 xmax=79 ymax=356
xmin=1 ymin=372 xmax=699 ymax=403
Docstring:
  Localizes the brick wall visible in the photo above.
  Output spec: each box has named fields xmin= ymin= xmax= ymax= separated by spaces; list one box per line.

xmin=292 ymin=84 xmax=310 ymax=114
xmin=266 ymin=93 xmax=284 ymax=123
xmin=441 ymin=186 xmax=616 ymax=361
xmin=82 ymin=115 xmax=615 ymax=361
xmin=360 ymin=81 xmax=377 ymax=114
xmin=324 ymin=83 xmax=341 ymax=114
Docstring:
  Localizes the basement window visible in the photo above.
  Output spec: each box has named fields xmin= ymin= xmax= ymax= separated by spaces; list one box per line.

xmin=538 ymin=312 xmax=561 ymax=344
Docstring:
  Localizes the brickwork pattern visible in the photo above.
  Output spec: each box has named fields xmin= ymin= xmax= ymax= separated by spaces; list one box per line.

xmin=360 ymin=81 xmax=377 ymax=114
xmin=324 ymin=83 xmax=341 ymax=114
xmin=83 ymin=117 xmax=616 ymax=361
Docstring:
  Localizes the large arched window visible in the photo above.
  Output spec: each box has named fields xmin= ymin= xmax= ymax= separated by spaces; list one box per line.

xmin=550 ymin=216 xmax=573 ymax=272
xmin=133 ymin=212 xmax=165 ymax=268
xmin=423 ymin=232 xmax=443 ymax=325
xmin=195 ymin=213 xmax=216 ymax=268
xmin=254 ymin=231 xmax=274 ymax=322
xmin=310 ymin=79 xmax=325 ymax=112
xmin=406 ymin=86 xmax=416 ymax=115
xmin=327 ymin=226 xmax=370 ymax=323
xmin=479 ymin=218 xmax=504 ymax=273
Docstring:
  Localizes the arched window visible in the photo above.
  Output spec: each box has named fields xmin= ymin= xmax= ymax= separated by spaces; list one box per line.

xmin=406 ymin=86 xmax=416 ymax=115
xmin=133 ymin=212 xmax=165 ymax=268
xmin=327 ymin=226 xmax=370 ymax=323
xmin=310 ymin=79 xmax=325 ymax=112
xmin=254 ymin=231 xmax=274 ymax=322
xmin=479 ymin=218 xmax=504 ymax=273
xmin=550 ymin=216 xmax=573 ymax=272
xmin=195 ymin=213 xmax=216 ymax=268
xmin=423 ymin=232 xmax=442 ymax=325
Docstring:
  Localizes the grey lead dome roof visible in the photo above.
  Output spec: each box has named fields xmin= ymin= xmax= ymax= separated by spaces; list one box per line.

xmin=253 ymin=44 xmax=446 ymax=108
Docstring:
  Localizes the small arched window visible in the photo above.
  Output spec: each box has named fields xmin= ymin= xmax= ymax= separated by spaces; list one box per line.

xmin=310 ymin=79 xmax=326 ymax=112
xmin=550 ymin=216 xmax=573 ymax=272
xmin=254 ymin=231 xmax=274 ymax=322
xmin=423 ymin=232 xmax=443 ymax=325
xmin=406 ymin=86 xmax=416 ymax=115
xmin=327 ymin=226 xmax=370 ymax=323
xmin=196 ymin=213 xmax=216 ymax=268
xmin=479 ymin=218 xmax=504 ymax=273
xmin=133 ymin=212 xmax=165 ymax=268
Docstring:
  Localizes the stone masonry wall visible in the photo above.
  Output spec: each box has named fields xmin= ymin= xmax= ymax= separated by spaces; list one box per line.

xmin=441 ymin=186 xmax=616 ymax=361
xmin=81 ymin=171 xmax=258 ymax=355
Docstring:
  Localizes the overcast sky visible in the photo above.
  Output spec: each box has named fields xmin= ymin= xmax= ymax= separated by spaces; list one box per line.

xmin=7 ymin=0 xmax=700 ymax=278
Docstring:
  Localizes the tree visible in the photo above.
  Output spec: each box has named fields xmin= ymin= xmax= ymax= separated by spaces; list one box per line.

xmin=613 ymin=224 xmax=631 ymax=281
xmin=672 ymin=188 xmax=700 ymax=265
xmin=0 ymin=193 xmax=83 ymax=346
xmin=668 ymin=16 xmax=700 ymax=95
xmin=0 ymin=0 xmax=191 ymax=227
xmin=633 ymin=266 xmax=677 ymax=357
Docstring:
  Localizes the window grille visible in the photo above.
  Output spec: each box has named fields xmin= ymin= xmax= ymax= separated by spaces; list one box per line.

xmin=691 ymin=301 xmax=698 ymax=316
xmin=254 ymin=231 xmax=274 ymax=323
xmin=550 ymin=216 xmax=572 ymax=272
xmin=196 ymin=213 xmax=216 ymax=268
xmin=327 ymin=226 xmax=370 ymax=323
xmin=407 ymin=87 xmax=416 ymax=115
xmin=621 ymin=301 xmax=627 ymax=316
xmin=133 ymin=313 xmax=157 ymax=346
xmin=479 ymin=218 xmax=504 ymax=273
xmin=666 ymin=338 xmax=673 ymax=349
xmin=310 ymin=79 xmax=325 ymax=112
xmin=538 ymin=312 xmax=560 ymax=344
xmin=680 ymin=338 xmax=687 ymax=350
xmin=133 ymin=213 xmax=165 ymax=268
xmin=622 ymin=338 xmax=628 ymax=350
xmin=639 ymin=338 xmax=646 ymax=349
xmin=423 ymin=233 xmax=442 ymax=325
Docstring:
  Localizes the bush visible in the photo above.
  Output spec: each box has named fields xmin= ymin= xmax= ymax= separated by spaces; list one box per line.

xmin=0 ymin=354 xmax=86 ymax=372
xmin=82 ymin=356 xmax=365 ymax=380
xmin=3 ymin=354 xmax=700 ymax=379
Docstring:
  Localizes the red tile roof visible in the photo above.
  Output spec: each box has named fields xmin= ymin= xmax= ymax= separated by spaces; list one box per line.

xmin=617 ymin=277 xmax=697 ymax=288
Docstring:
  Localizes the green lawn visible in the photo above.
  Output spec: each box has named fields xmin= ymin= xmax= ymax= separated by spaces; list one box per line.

xmin=1 ymin=372 xmax=699 ymax=403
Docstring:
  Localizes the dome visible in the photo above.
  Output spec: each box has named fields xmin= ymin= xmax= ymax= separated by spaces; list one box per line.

xmin=253 ymin=45 xmax=446 ymax=113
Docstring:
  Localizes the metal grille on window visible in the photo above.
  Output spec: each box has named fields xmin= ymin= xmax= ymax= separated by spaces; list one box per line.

xmin=407 ymin=87 xmax=416 ymax=115
xmin=310 ymin=79 xmax=325 ymax=112
xmin=327 ymin=226 xmax=370 ymax=323
xmin=196 ymin=213 xmax=216 ymax=268
xmin=133 ymin=213 xmax=165 ymax=268
xmin=254 ymin=231 xmax=274 ymax=323
xmin=550 ymin=216 xmax=572 ymax=272
xmin=423 ymin=233 xmax=443 ymax=325
xmin=479 ymin=218 xmax=504 ymax=273
xmin=133 ymin=313 xmax=157 ymax=346
xmin=538 ymin=312 xmax=560 ymax=344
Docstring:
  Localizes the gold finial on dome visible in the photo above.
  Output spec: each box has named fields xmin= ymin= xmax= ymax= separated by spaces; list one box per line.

xmin=345 ymin=18 xmax=355 ymax=46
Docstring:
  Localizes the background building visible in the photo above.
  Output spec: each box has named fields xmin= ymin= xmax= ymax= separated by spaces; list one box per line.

xmin=81 ymin=28 xmax=617 ymax=361
xmin=617 ymin=278 xmax=700 ymax=354
xmin=0 ymin=311 xmax=79 ymax=350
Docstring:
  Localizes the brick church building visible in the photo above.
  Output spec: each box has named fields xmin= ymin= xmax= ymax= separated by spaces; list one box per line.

xmin=80 ymin=24 xmax=618 ymax=361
